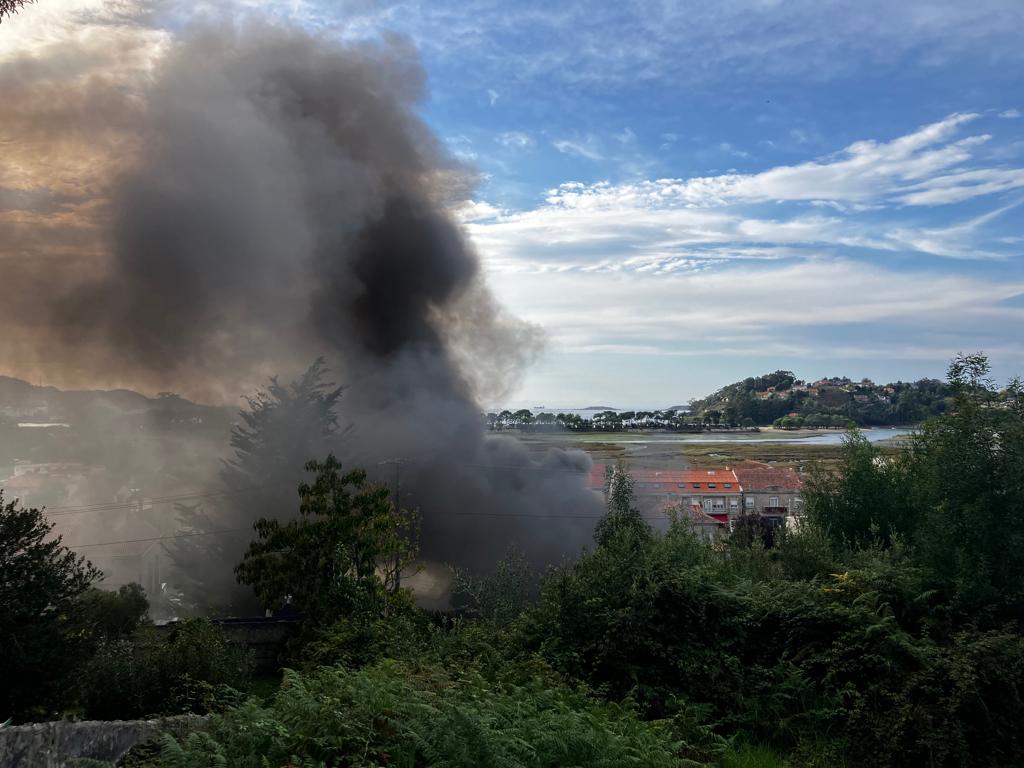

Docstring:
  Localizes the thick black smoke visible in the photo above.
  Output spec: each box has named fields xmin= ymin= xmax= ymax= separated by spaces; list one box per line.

xmin=40 ymin=23 xmax=601 ymax=571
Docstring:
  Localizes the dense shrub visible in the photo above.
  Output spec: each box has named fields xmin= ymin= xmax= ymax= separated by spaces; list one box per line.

xmin=147 ymin=661 xmax=689 ymax=768
xmin=75 ymin=583 xmax=151 ymax=641
xmin=526 ymin=520 xmax=1024 ymax=766
xmin=1 ymin=494 xmax=99 ymax=720
xmin=80 ymin=619 xmax=251 ymax=719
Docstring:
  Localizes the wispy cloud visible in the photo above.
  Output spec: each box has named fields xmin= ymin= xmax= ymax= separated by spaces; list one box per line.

xmin=495 ymin=131 xmax=534 ymax=148
xmin=486 ymin=259 xmax=1024 ymax=358
xmin=329 ymin=1 xmax=1024 ymax=90
xmin=538 ymin=115 xmax=1023 ymax=210
xmin=552 ymin=138 xmax=603 ymax=161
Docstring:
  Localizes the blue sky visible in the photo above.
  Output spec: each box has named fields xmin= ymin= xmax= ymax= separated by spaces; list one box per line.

xmin=4 ymin=1 xmax=1024 ymax=407
xmin=366 ymin=0 xmax=1024 ymax=407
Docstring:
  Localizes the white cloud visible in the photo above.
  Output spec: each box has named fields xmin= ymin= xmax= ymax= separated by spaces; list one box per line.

xmin=539 ymin=115 xmax=1023 ymax=211
xmin=999 ymin=109 xmax=1021 ymax=119
xmin=495 ymin=131 xmax=534 ymax=148
xmin=338 ymin=1 xmax=1024 ymax=91
xmin=485 ymin=259 xmax=1024 ymax=356
xmin=454 ymin=199 xmax=504 ymax=222
xmin=552 ymin=138 xmax=603 ymax=161
xmin=486 ymin=88 xmax=499 ymax=106
xmin=615 ymin=127 xmax=637 ymax=145
xmin=718 ymin=142 xmax=751 ymax=159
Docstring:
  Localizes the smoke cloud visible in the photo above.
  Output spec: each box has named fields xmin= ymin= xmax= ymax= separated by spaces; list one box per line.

xmin=0 ymin=18 xmax=602 ymax=577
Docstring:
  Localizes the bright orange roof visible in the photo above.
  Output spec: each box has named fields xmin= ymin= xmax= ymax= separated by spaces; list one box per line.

xmin=592 ymin=466 xmax=743 ymax=495
xmin=678 ymin=468 xmax=741 ymax=494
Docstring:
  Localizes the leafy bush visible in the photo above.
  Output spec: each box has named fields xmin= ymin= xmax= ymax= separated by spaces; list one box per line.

xmin=79 ymin=619 xmax=251 ymax=719
xmin=525 ymin=516 xmax=1024 ymax=766
xmin=75 ymin=583 xmax=151 ymax=641
xmin=452 ymin=545 xmax=538 ymax=623
xmin=148 ymin=661 xmax=690 ymax=768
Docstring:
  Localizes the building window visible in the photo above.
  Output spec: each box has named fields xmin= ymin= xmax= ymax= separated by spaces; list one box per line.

xmin=730 ymin=499 xmax=738 ymax=508
xmin=724 ymin=483 xmax=732 ymax=488
xmin=745 ymin=497 xmax=754 ymax=509
xmin=708 ymin=483 xmax=716 ymax=488
xmin=769 ymin=496 xmax=779 ymax=507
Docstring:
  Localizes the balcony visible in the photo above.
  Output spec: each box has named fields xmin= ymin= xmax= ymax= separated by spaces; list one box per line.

xmin=762 ymin=506 xmax=788 ymax=516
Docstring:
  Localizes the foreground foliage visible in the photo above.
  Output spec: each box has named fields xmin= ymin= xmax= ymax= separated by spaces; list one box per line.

xmin=0 ymin=493 xmax=100 ymax=720
xmin=8 ymin=353 xmax=1024 ymax=767
xmin=80 ymin=619 xmax=252 ymax=720
xmin=149 ymin=661 xmax=690 ymax=768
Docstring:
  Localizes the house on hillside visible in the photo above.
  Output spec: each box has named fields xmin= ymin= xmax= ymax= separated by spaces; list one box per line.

xmin=734 ymin=461 xmax=803 ymax=529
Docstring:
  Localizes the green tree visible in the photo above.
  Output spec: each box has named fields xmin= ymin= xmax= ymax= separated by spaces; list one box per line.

xmin=907 ymin=353 xmax=1024 ymax=618
xmin=594 ymin=465 xmax=651 ymax=547
xmin=235 ymin=455 xmax=418 ymax=626
xmin=453 ymin=546 xmax=537 ymax=623
xmin=166 ymin=358 xmax=344 ymax=614
xmin=511 ymin=408 xmax=534 ymax=427
xmin=802 ymin=430 xmax=910 ymax=551
xmin=74 ymin=582 xmax=150 ymax=641
xmin=0 ymin=492 xmax=100 ymax=720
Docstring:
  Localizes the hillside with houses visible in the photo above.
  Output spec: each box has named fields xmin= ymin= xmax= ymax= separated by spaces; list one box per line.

xmin=688 ymin=370 xmax=953 ymax=428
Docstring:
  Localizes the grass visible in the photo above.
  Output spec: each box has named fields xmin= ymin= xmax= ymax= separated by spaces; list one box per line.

xmin=719 ymin=744 xmax=788 ymax=768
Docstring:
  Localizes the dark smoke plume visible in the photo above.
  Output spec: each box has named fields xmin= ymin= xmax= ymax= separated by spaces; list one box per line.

xmin=1 ymin=21 xmax=602 ymax=578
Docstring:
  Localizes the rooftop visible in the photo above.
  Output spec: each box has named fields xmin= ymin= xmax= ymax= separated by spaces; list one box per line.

xmin=733 ymin=461 xmax=803 ymax=492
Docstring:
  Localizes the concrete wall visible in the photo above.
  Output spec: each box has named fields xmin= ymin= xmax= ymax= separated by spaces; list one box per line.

xmin=0 ymin=715 xmax=206 ymax=768
xmin=743 ymin=490 xmax=801 ymax=515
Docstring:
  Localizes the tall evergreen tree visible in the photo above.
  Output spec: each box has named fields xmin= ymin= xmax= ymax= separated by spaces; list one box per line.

xmin=165 ymin=358 xmax=344 ymax=615
xmin=594 ymin=464 xmax=651 ymax=547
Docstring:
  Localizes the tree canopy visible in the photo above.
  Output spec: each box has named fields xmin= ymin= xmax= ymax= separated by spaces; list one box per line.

xmin=235 ymin=454 xmax=418 ymax=625
xmin=0 ymin=492 xmax=100 ymax=720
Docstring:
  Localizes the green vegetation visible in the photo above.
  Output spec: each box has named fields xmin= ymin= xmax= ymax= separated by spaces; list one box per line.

xmin=488 ymin=408 xmax=704 ymax=432
xmin=0 ymin=500 xmax=251 ymax=722
xmin=690 ymin=370 xmax=954 ymax=427
xmin=235 ymin=454 xmax=418 ymax=626
xmin=0 ymin=492 xmax=100 ymax=720
xmin=166 ymin=358 xmax=345 ymax=615
xmin=80 ymin=619 xmax=251 ymax=720
xmin=5 ymin=353 xmax=1024 ymax=767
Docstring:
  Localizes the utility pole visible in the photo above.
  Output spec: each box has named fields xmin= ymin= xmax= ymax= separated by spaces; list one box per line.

xmin=377 ymin=458 xmax=413 ymax=593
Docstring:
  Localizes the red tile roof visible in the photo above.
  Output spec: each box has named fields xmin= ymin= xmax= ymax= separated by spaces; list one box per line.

xmin=733 ymin=461 xmax=803 ymax=492
xmin=590 ymin=465 xmax=743 ymax=495
xmin=678 ymin=468 xmax=741 ymax=494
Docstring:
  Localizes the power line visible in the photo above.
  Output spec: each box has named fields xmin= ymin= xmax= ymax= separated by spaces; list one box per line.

xmin=32 ymin=462 xmax=595 ymax=519
xmin=67 ymin=528 xmax=249 ymax=549
xmin=44 ymin=483 xmax=290 ymax=517
xmin=454 ymin=511 xmax=665 ymax=520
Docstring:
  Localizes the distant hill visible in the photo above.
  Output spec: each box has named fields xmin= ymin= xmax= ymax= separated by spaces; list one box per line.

xmin=0 ymin=376 xmax=233 ymax=430
xmin=688 ymin=370 xmax=952 ymax=427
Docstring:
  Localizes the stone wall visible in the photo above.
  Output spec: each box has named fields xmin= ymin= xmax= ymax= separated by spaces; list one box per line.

xmin=0 ymin=715 xmax=206 ymax=768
